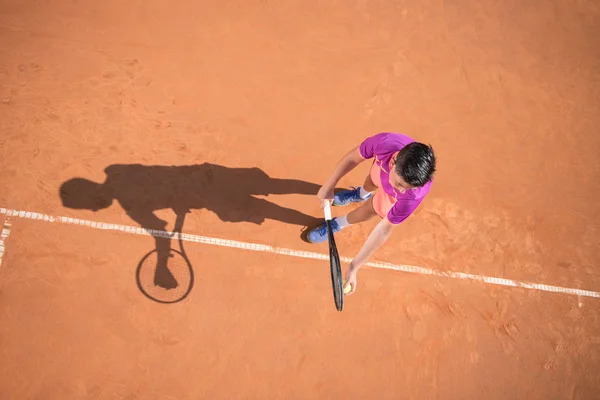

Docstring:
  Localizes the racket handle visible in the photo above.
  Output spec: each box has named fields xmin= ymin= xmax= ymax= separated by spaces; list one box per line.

xmin=324 ymin=200 xmax=332 ymax=221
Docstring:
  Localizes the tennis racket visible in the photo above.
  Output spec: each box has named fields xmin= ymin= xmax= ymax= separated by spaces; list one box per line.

xmin=136 ymin=212 xmax=194 ymax=304
xmin=324 ymin=201 xmax=344 ymax=311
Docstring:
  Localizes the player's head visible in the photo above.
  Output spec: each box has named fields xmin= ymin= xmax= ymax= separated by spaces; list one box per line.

xmin=59 ymin=178 xmax=113 ymax=211
xmin=390 ymin=142 xmax=436 ymax=193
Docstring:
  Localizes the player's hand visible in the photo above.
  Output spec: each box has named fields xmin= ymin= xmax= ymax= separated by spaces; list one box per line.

xmin=317 ymin=186 xmax=334 ymax=208
xmin=344 ymin=266 xmax=358 ymax=295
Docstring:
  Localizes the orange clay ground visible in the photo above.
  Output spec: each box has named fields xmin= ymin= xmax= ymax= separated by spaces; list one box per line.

xmin=1 ymin=1 xmax=599 ymax=399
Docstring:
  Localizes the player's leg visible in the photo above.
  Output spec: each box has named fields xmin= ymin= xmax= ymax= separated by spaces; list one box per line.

xmin=307 ymin=161 xmax=386 ymax=243
xmin=307 ymin=196 xmax=379 ymax=243
xmin=346 ymin=195 xmax=378 ymax=224
xmin=362 ymin=172 xmax=378 ymax=192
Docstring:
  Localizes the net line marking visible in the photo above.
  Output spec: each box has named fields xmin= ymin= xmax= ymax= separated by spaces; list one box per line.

xmin=1 ymin=207 xmax=598 ymax=299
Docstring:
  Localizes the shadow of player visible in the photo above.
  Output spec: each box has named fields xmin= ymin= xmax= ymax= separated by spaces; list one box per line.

xmin=59 ymin=163 xmax=322 ymax=290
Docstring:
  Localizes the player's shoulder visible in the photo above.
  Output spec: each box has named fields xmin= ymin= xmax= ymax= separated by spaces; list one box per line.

xmin=369 ymin=131 xmax=414 ymax=144
xmin=411 ymin=180 xmax=433 ymax=200
xmin=397 ymin=178 xmax=432 ymax=201
xmin=366 ymin=132 xmax=414 ymax=153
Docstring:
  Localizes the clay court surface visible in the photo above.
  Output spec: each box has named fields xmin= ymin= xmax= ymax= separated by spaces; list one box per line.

xmin=1 ymin=1 xmax=600 ymax=399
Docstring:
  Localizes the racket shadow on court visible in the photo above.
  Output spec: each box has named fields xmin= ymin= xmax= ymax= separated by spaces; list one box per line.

xmin=59 ymin=162 xmax=323 ymax=303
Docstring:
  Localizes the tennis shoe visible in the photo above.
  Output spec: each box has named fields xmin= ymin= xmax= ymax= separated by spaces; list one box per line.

xmin=307 ymin=218 xmax=342 ymax=244
xmin=333 ymin=187 xmax=372 ymax=207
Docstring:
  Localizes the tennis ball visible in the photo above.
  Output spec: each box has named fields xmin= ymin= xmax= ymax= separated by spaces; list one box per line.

xmin=342 ymin=280 xmax=352 ymax=294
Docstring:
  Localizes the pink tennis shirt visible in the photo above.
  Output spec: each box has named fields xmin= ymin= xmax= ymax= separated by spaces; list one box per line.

xmin=359 ymin=132 xmax=432 ymax=224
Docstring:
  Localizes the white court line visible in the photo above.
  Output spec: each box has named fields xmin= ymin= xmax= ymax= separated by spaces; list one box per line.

xmin=0 ymin=217 xmax=12 ymax=268
xmin=1 ymin=206 xmax=599 ymax=300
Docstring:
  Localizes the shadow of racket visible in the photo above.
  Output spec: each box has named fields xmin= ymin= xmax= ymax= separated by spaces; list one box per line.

xmin=136 ymin=212 xmax=194 ymax=304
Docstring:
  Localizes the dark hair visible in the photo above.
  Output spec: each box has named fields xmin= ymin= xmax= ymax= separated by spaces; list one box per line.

xmin=394 ymin=142 xmax=436 ymax=187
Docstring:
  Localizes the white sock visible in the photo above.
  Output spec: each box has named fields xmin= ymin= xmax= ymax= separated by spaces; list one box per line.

xmin=359 ymin=186 xmax=372 ymax=199
xmin=334 ymin=215 xmax=351 ymax=228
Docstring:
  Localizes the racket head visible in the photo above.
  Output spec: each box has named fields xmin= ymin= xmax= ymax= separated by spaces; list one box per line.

xmin=136 ymin=247 xmax=194 ymax=304
xmin=327 ymin=220 xmax=344 ymax=311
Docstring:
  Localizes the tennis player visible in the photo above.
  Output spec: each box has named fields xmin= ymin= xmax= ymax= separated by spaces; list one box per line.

xmin=307 ymin=132 xmax=436 ymax=295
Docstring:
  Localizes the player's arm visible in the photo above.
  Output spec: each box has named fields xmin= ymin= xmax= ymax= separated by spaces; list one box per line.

xmin=352 ymin=217 xmax=394 ymax=269
xmin=343 ymin=217 xmax=394 ymax=294
xmin=344 ymin=197 xmax=422 ymax=294
xmin=318 ymin=146 xmax=365 ymax=206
